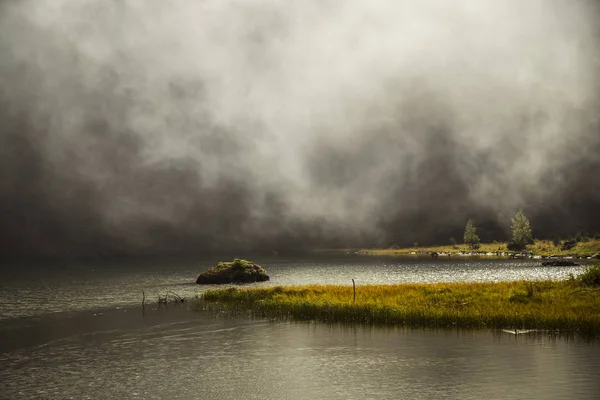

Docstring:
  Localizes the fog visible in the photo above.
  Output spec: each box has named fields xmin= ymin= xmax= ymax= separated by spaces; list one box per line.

xmin=1 ymin=0 xmax=599 ymax=257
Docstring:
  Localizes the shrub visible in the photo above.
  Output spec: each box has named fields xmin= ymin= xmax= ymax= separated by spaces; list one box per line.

xmin=571 ymin=231 xmax=590 ymax=243
xmin=562 ymin=239 xmax=577 ymax=251
xmin=580 ymin=263 xmax=600 ymax=287
xmin=507 ymin=241 xmax=525 ymax=252
xmin=449 ymin=237 xmax=457 ymax=248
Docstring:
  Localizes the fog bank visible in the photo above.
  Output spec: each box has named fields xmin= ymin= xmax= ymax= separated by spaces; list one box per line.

xmin=1 ymin=0 xmax=599 ymax=257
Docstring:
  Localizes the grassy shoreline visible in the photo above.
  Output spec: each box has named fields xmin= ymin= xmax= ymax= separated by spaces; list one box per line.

xmin=199 ymin=267 xmax=600 ymax=336
xmin=354 ymin=239 xmax=600 ymax=258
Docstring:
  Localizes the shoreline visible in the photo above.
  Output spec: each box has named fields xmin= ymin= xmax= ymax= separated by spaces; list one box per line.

xmin=347 ymin=239 xmax=600 ymax=259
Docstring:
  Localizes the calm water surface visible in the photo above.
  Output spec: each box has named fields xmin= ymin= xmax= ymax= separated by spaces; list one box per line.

xmin=0 ymin=256 xmax=597 ymax=399
xmin=0 ymin=256 xmax=587 ymax=320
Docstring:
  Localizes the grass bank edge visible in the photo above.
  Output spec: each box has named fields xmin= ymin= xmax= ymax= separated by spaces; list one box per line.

xmin=354 ymin=239 xmax=600 ymax=257
xmin=196 ymin=264 xmax=600 ymax=335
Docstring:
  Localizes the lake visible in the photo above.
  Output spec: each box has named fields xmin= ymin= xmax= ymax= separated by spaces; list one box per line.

xmin=1 ymin=256 xmax=598 ymax=399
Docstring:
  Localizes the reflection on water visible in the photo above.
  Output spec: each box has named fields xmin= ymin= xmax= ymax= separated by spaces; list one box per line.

xmin=1 ymin=306 xmax=599 ymax=400
xmin=0 ymin=256 xmax=588 ymax=320
xmin=0 ymin=257 xmax=597 ymax=399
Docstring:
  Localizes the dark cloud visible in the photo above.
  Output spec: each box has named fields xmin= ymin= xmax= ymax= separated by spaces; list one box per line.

xmin=1 ymin=0 xmax=599 ymax=258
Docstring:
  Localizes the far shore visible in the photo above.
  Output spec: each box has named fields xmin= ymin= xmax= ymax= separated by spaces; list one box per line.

xmin=348 ymin=239 xmax=600 ymax=259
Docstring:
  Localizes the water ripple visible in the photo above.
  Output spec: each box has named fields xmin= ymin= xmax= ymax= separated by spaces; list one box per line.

xmin=0 ymin=257 xmax=590 ymax=320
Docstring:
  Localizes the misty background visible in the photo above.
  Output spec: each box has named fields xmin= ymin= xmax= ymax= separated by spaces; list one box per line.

xmin=1 ymin=0 xmax=599 ymax=258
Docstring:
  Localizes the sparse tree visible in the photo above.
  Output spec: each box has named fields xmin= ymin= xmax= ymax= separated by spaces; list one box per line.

xmin=509 ymin=210 xmax=533 ymax=251
xmin=463 ymin=219 xmax=480 ymax=249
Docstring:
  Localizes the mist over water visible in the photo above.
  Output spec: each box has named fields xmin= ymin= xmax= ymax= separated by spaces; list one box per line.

xmin=1 ymin=0 xmax=599 ymax=257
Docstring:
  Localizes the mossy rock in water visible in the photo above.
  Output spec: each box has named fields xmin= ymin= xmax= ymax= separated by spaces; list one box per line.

xmin=196 ymin=259 xmax=270 ymax=284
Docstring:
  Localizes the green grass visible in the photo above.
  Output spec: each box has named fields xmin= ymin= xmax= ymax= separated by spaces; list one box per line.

xmin=358 ymin=239 xmax=600 ymax=257
xmin=199 ymin=266 xmax=600 ymax=336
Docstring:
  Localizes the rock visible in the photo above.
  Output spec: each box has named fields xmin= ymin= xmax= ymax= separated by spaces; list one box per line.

xmin=591 ymin=254 xmax=600 ymax=259
xmin=541 ymin=260 xmax=580 ymax=266
xmin=196 ymin=259 xmax=270 ymax=284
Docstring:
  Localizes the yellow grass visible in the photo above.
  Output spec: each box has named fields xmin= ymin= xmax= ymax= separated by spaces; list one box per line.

xmin=357 ymin=239 xmax=600 ymax=257
xmin=200 ymin=278 xmax=600 ymax=336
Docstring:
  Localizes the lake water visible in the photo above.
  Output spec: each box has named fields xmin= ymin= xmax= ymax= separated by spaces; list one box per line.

xmin=1 ymin=256 xmax=598 ymax=399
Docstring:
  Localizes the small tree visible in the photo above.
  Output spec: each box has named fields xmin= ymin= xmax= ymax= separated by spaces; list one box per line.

xmin=463 ymin=219 xmax=480 ymax=249
xmin=509 ymin=210 xmax=533 ymax=251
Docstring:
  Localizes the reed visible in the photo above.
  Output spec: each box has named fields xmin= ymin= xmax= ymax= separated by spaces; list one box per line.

xmin=200 ymin=271 xmax=600 ymax=336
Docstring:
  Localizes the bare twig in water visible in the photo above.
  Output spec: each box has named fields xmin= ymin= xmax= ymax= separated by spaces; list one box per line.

xmin=166 ymin=291 xmax=186 ymax=302
xmin=142 ymin=290 xmax=146 ymax=317
xmin=158 ymin=291 xmax=187 ymax=306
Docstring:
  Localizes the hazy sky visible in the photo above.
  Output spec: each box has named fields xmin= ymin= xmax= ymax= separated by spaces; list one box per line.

xmin=1 ymin=0 xmax=599 ymax=257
